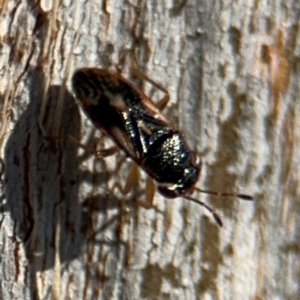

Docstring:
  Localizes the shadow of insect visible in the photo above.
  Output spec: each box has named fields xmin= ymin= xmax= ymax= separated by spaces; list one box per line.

xmin=2 ymin=68 xmax=136 ymax=298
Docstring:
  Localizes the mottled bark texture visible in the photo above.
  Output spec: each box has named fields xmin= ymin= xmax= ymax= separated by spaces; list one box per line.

xmin=0 ymin=1 xmax=299 ymax=299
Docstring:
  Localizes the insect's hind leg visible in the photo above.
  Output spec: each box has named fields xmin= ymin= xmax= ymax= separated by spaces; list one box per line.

xmin=51 ymin=134 xmax=118 ymax=158
xmin=131 ymin=68 xmax=170 ymax=111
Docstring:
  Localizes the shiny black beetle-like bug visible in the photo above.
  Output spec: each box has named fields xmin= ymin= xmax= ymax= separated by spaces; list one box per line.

xmin=72 ymin=68 xmax=252 ymax=226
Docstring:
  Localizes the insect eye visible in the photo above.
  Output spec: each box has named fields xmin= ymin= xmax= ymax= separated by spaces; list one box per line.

xmin=181 ymin=166 xmax=199 ymax=186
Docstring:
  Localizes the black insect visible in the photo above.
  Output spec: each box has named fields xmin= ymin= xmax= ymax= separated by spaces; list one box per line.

xmin=72 ymin=68 xmax=252 ymax=226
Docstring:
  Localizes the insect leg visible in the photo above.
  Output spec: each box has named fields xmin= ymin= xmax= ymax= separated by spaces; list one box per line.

xmin=114 ymin=161 xmax=156 ymax=207
xmin=52 ymin=134 xmax=118 ymax=157
xmin=145 ymin=176 xmax=155 ymax=207
xmin=132 ymin=68 xmax=170 ymax=111
xmin=156 ymin=95 xmax=170 ymax=111
xmin=123 ymin=162 xmax=139 ymax=195
xmin=95 ymin=146 xmax=118 ymax=157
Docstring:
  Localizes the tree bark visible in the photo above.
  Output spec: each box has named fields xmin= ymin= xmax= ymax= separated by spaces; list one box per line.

xmin=1 ymin=1 xmax=299 ymax=299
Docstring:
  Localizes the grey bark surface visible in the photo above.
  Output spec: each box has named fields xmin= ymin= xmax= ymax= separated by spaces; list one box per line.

xmin=0 ymin=1 xmax=299 ymax=299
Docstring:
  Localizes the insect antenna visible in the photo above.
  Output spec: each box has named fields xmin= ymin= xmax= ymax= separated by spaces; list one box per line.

xmin=183 ymin=195 xmax=223 ymax=227
xmin=194 ymin=188 xmax=253 ymax=201
xmin=184 ymin=189 xmax=253 ymax=227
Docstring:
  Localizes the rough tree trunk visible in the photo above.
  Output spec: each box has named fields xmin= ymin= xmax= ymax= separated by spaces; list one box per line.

xmin=0 ymin=1 xmax=299 ymax=299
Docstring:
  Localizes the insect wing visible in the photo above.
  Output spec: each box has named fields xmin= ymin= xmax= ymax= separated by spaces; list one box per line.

xmin=72 ymin=68 xmax=171 ymax=163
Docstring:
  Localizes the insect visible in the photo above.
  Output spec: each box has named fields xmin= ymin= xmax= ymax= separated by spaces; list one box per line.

xmin=72 ymin=68 xmax=253 ymax=227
